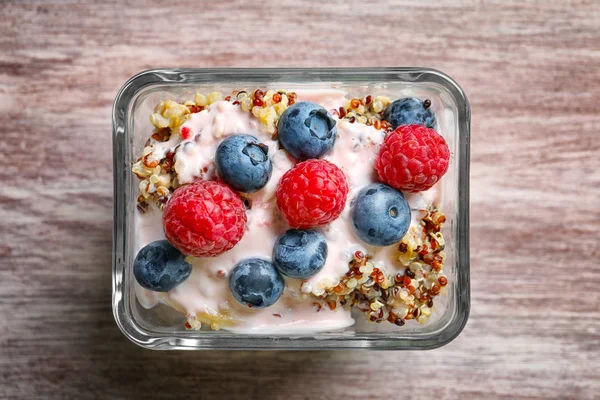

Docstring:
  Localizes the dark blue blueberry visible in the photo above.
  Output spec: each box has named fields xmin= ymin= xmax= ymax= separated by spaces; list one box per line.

xmin=351 ymin=183 xmax=411 ymax=247
xmin=133 ymin=240 xmax=192 ymax=292
xmin=278 ymin=101 xmax=337 ymax=160
xmin=229 ymin=258 xmax=284 ymax=308
xmin=273 ymin=229 xmax=328 ymax=279
xmin=382 ymin=98 xmax=436 ymax=129
xmin=215 ymin=134 xmax=272 ymax=193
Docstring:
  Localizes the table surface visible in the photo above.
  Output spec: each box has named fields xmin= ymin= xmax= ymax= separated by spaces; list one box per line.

xmin=1 ymin=1 xmax=599 ymax=399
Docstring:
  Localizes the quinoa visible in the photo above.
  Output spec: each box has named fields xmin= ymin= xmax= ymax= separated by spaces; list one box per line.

xmin=332 ymin=94 xmax=394 ymax=131
xmin=309 ymin=208 xmax=448 ymax=326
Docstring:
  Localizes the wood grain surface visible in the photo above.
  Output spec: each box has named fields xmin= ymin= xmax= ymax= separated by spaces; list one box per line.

xmin=1 ymin=0 xmax=599 ymax=399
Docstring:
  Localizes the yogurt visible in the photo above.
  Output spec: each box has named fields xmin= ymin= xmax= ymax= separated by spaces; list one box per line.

xmin=134 ymin=90 xmax=437 ymax=334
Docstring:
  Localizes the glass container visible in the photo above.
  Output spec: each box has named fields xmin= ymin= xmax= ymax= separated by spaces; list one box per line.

xmin=112 ymin=68 xmax=470 ymax=350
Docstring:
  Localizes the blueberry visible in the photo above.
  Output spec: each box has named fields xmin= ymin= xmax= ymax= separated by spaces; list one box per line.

xmin=133 ymin=240 xmax=192 ymax=292
xmin=229 ymin=258 xmax=284 ymax=308
xmin=382 ymin=98 xmax=436 ymax=129
xmin=351 ymin=183 xmax=411 ymax=246
xmin=215 ymin=134 xmax=272 ymax=193
xmin=273 ymin=229 xmax=328 ymax=279
xmin=278 ymin=101 xmax=337 ymax=160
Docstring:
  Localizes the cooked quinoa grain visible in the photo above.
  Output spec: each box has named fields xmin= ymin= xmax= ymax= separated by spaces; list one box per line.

xmin=312 ymin=208 xmax=448 ymax=326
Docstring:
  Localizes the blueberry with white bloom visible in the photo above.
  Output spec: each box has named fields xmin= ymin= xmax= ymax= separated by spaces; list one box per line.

xmin=351 ymin=183 xmax=411 ymax=246
xmin=229 ymin=258 xmax=285 ymax=308
xmin=273 ymin=229 xmax=327 ymax=279
xmin=278 ymin=102 xmax=337 ymax=160
xmin=133 ymin=240 xmax=192 ymax=292
xmin=215 ymin=134 xmax=272 ymax=193
xmin=382 ymin=98 xmax=436 ymax=129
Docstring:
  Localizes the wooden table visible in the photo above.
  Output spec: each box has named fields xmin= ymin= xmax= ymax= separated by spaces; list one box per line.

xmin=1 ymin=1 xmax=598 ymax=398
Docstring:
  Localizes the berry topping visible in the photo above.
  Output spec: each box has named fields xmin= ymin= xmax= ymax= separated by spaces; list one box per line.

xmin=273 ymin=229 xmax=328 ymax=279
xmin=382 ymin=98 xmax=436 ymax=129
xmin=215 ymin=134 xmax=273 ymax=193
xmin=277 ymin=101 xmax=337 ymax=160
xmin=133 ymin=240 xmax=192 ymax=292
xmin=351 ymin=183 xmax=411 ymax=246
xmin=180 ymin=126 xmax=192 ymax=140
xmin=163 ymin=180 xmax=247 ymax=257
xmin=276 ymin=159 xmax=349 ymax=228
xmin=228 ymin=258 xmax=285 ymax=308
xmin=375 ymin=124 xmax=450 ymax=192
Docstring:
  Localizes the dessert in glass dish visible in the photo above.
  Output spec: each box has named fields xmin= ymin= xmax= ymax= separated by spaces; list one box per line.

xmin=113 ymin=68 xmax=470 ymax=349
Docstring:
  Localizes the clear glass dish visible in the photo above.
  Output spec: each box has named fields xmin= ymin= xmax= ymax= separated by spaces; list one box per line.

xmin=112 ymin=68 xmax=470 ymax=350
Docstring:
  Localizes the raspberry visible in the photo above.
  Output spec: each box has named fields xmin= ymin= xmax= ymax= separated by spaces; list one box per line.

xmin=163 ymin=180 xmax=247 ymax=257
xmin=375 ymin=124 xmax=450 ymax=192
xmin=276 ymin=159 xmax=348 ymax=229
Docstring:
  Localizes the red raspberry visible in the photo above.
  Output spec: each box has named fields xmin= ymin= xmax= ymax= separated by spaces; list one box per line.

xmin=163 ymin=180 xmax=247 ymax=257
xmin=276 ymin=159 xmax=349 ymax=229
xmin=375 ymin=124 xmax=450 ymax=192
